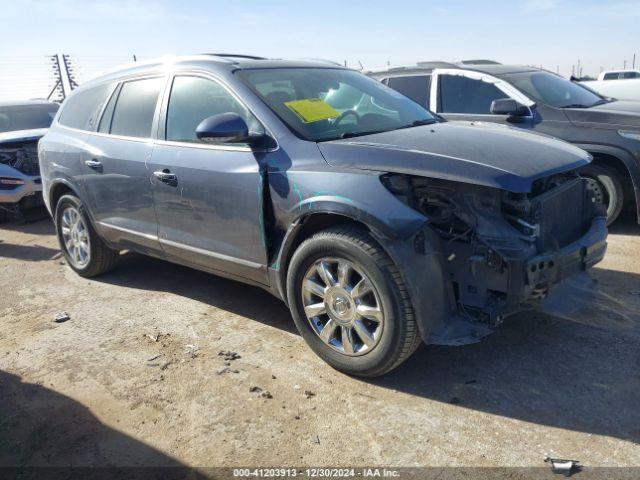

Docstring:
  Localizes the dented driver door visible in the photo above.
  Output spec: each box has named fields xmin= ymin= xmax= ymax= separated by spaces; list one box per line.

xmin=148 ymin=74 xmax=268 ymax=284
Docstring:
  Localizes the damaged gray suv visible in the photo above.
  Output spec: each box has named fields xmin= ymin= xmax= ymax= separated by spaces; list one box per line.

xmin=39 ymin=55 xmax=607 ymax=377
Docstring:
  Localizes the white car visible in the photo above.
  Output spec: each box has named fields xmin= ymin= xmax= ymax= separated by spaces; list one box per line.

xmin=597 ymin=70 xmax=640 ymax=81
xmin=581 ymin=70 xmax=640 ymax=102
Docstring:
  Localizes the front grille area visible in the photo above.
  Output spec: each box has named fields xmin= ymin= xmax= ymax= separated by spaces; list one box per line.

xmin=534 ymin=178 xmax=592 ymax=249
xmin=503 ymin=175 xmax=594 ymax=250
xmin=0 ymin=141 xmax=40 ymax=176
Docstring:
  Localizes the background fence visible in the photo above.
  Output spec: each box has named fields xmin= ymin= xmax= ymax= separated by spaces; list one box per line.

xmin=0 ymin=54 xmax=136 ymax=102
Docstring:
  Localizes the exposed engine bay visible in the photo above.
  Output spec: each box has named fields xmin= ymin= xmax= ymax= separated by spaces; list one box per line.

xmin=382 ymin=172 xmax=607 ymax=326
xmin=0 ymin=140 xmax=40 ymax=176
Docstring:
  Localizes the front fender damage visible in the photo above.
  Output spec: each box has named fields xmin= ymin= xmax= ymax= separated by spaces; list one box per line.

xmin=381 ymin=172 xmax=608 ymax=346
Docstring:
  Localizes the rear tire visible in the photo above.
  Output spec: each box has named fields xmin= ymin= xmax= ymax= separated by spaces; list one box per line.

xmin=580 ymin=164 xmax=624 ymax=225
xmin=286 ymin=225 xmax=419 ymax=377
xmin=55 ymin=194 xmax=118 ymax=277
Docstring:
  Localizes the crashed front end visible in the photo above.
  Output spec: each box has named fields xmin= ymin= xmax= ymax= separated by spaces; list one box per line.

xmin=0 ymin=139 xmax=44 ymax=214
xmin=382 ymin=171 xmax=607 ymax=341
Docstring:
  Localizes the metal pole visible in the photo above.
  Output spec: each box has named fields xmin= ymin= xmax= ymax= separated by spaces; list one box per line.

xmin=54 ymin=54 xmax=65 ymax=100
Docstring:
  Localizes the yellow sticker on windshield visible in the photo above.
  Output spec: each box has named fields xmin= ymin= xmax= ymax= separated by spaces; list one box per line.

xmin=284 ymin=98 xmax=340 ymax=123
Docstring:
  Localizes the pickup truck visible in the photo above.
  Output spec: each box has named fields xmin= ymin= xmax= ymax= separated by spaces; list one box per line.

xmin=580 ymin=70 xmax=640 ymax=102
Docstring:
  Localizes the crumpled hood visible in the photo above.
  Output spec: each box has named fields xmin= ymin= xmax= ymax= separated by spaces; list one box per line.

xmin=317 ymin=121 xmax=590 ymax=193
xmin=563 ymin=100 xmax=640 ymax=129
xmin=0 ymin=128 xmax=48 ymax=145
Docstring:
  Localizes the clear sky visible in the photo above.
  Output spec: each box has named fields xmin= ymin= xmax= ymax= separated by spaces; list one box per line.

xmin=1 ymin=0 xmax=639 ymax=99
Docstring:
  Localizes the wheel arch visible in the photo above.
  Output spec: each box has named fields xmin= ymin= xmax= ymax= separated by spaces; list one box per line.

xmin=576 ymin=143 xmax=640 ymax=220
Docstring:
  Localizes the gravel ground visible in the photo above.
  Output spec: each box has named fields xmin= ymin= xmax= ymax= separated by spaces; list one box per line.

xmin=0 ymin=211 xmax=639 ymax=471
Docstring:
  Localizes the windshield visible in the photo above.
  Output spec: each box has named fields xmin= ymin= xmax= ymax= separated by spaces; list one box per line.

xmin=0 ymin=104 xmax=58 ymax=133
xmin=501 ymin=71 xmax=606 ymax=108
xmin=236 ymin=68 xmax=437 ymax=142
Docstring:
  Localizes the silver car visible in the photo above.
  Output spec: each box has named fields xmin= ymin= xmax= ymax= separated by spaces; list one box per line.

xmin=0 ymin=100 xmax=59 ymax=221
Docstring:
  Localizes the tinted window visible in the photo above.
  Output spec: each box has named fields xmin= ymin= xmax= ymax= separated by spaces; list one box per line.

xmin=166 ymin=76 xmax=260 ymax=143
xmin=603 ymin=72 xmax=619 ymax=80
xmin=501 ymin=71 xmax=604 ymax=108
xmin=387 ymin=76 xmax=430 ymax=107
xmin=439 ymin=75 xmax=506 ymax=114
xmin=0 ymin=104 xmax=58 ymax=133
xmin=110 ymin=78 xmax=163 ymax=138
xmin=621 ymin=71 xmax=639 ymax=79
xmin=58 ymin=83 xmax=113 ymax=130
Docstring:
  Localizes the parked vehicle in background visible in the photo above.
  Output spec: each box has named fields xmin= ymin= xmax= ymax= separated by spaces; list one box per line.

xmin=597 ymin=70 xmax=640 ymax=81
xmin=39 ymin=55 xmax=607 ymax=376
xmin=580 ymin=73 xmax=640 ymax=103
xmin=0 ymin=100 xmax=59 ymax=222
xmin=370 ymin=61 xmax=640 ymax=225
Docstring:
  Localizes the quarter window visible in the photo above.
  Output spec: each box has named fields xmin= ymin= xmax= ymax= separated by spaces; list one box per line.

xmin=166 ymin=76 xmax=260 ymax=143
xmin=439 ymin=74 xmax=507 ymax=114
xmin=109 ymin=77 xmax=163 ymax=138
xmin=58 ymin=83 xmax=113 ymax=130
xmin=386 ymin=75 xmax=431 ymax=107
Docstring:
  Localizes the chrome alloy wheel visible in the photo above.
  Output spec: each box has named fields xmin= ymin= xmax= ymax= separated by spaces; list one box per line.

xmin=302 ymin=257 xmax=384 ymax=356
xmin=60 ymin=206 xmax=91 ymax=269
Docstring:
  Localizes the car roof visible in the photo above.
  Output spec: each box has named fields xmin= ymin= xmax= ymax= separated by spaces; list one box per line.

xmin=368 ymin=62 xmax=539 ymax=77
xmin=80 ymin=54 xmax=349 ymax=88
xmin=0 ymin=100 xmax=59 ymax=108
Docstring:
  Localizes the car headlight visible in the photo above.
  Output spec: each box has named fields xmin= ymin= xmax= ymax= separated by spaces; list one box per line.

xmin=618 ymin=130 xmax=640 ymax=141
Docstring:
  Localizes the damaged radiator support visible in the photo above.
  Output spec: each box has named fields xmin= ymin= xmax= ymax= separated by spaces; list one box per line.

xmin=0 ymin=141 xmax=40 ymax=176
xmin=382 ymin=172 xmax=602 ymax=326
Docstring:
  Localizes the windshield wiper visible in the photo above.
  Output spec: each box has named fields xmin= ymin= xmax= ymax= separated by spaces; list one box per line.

xmin=560 ymin=103 xmax=590 ymax=109
xmin=339 ymin=129 xmax=385 ymax=139
xmin=410 ymin=118 xmax=437 ymax=126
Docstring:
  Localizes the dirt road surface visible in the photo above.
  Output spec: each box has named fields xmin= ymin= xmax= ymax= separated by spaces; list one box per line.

xmin=1 ymin=211 xmax=639 ymax=471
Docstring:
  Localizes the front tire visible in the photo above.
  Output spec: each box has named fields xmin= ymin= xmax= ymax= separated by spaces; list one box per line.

xmin=55 ymin=194 xmax=118 ymax=277
xmin=286 ymin=226 xmax=419 ymax=377
xmin=580 ymin=164 xmax=624 ymax=225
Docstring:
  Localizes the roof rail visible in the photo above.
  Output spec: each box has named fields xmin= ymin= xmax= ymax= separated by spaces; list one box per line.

xmin=415 ymin=61 xmax=459 ymax=69
xmin=460 ymin=59 xmax=501 ymax=65
xmin=203 ymin=53 xmax=267 ymax=60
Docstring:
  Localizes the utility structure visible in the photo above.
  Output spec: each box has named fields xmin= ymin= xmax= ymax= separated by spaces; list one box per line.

xmin=46 ymin=53 xmax=79 ymax=102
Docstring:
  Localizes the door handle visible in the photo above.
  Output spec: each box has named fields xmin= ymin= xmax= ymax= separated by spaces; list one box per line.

xmin=84 ymin=159 xmax=103 ymax=171
xmin=153 ymin=169 xmax=178 ymax=186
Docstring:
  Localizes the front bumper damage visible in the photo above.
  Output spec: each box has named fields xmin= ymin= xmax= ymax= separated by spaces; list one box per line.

xmin=0 ymin=139 xmax=43 ymax=211
xmin=382 ymin=174 xmax=608 ymax=346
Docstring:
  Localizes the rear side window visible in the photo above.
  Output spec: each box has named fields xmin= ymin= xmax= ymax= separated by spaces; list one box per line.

xmin=110 ymin=77 xmax=164 ymax=138
xmin=386 ymin=75 xmax=431 ymax=107
xmin=166 ymin=76 xmax=260 ymax=143
xmin=621 ymin=71 xmax=639 ymax=79
xmin=58 ymin=83 xmax=113 ymax=130
xmin=603 ymin=72 xmax=619 ymax=80
xmin=438 ymin=75 xmax=506 ymax=114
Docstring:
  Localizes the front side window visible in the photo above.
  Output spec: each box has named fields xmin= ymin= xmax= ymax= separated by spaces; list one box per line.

xmin=603 ymin=72 xmax=619 ymax=80
xmin=438 ymin=74 xmax=507 ymax=114
xmin=109 ymin=77 xmax=163 ymax=138
xmin=166 ymin=76 xmax=260 ymax=143
xmin=58 ymin=83 xmax=113 ymax=130
xmin=237 ymin=68 xmax=436 ymax=142
xmin=621 ymin=71 xmax=640 ymax=79
xmin=501 ymin=71 xmax=605 ymax=108
xmin=386 ymin=75 xmax=431 ymax=107
xmin=0 ymin=104 xmax=58 ymax=133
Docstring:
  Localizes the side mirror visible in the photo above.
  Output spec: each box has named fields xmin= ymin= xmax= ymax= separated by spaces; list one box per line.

xmin=196 ymin=113 xmax=250 ymax=143
xmin=490 ymin=98 xmax=529 ymax=117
